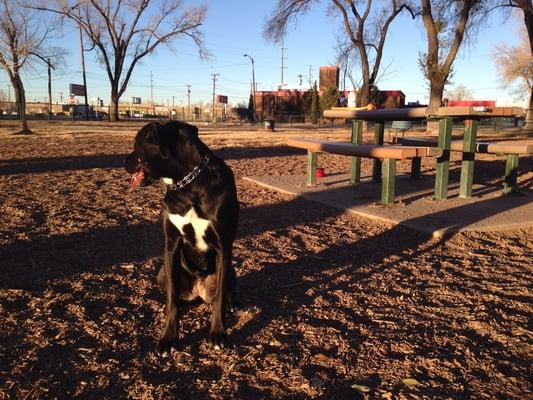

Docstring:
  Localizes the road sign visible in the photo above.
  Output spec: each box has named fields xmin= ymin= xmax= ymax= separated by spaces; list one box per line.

xmin=216 ymin=95 xmax=228 ymax=104
xmin=69 ymin=83 xmax=86 ymax=97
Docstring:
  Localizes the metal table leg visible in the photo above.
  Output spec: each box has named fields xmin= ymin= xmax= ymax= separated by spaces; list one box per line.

xmin=350 ymin=120 xmax=363 ymax=185
xmin=373 ymin=122 xmax=384 ymax=182
xmin=435 ymin=117 xmax=452 ymax=199
xmin=459 ymin=119 xmax=478 ymax=198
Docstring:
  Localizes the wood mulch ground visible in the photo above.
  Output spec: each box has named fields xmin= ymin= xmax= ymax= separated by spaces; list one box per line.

xmin=0 ymin=120 xmax=531 ymax=399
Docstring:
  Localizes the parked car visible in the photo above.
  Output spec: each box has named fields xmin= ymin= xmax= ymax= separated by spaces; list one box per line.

xmin=92 ymin=111 xmax=108 ymax=120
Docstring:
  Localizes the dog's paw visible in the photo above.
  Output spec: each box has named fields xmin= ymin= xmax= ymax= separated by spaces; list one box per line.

xmin=209 ymin=330 xmax=227 ymax=350
xmin=156 ymin=337 xmax=178 ymax=357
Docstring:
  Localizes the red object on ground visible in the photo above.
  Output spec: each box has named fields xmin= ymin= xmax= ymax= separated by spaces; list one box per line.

xmin=316 ymin=168 xmax=326 ymax=178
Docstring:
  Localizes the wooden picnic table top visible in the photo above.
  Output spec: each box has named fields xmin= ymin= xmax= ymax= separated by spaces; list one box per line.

xmin=323 ymin=106 xmax=524 ymax=121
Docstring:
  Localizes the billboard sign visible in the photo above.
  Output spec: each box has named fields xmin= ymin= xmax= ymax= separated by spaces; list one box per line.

xmin=132 ymin=97 xmax=142 ymax=104
xmin=216 ymin=95 xmax=228 ymax=104
xmin=69 ymin=83 xmax=86 ymax=97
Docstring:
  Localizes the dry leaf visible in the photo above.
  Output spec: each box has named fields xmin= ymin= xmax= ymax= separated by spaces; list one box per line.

xmin=351 ymin=383 xmax=371 ymax=394
xmin=402 ymin=378 xmax=422 ymax=387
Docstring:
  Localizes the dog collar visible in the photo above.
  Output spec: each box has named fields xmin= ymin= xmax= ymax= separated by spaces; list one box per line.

xmin=165 ymin=155 xmax=210 ymax=191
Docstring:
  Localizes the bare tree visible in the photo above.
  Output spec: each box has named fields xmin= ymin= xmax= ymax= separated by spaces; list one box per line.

xmin=264 ymin=0 xmax=415 ymax=106
xmin=493 ymin=30 xmax=533 ymax=127
xmin=418 ymin=0 xmax=489 ymax=115
xmin=492 ymin=1 xmax=532 ymax=53
xmin=0 ymin=0 xmax=61 ymax=134
xmin=36 ymin=0 xmax=208 ymax=121
xmin=334 ymin=37 xmax=360 ymax=93
xmin=444 ymin=84 xmax=474 ymax=101
xmin=492 ymin=1 xmax=533 ymax=129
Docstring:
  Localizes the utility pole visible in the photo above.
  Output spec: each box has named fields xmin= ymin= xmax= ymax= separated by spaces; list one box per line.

xmin=297 ymin=74 xmax=303 ymax=87
xmin=280 ymin=38 xmax=286 ymax=89
xmin=60 ymin=92 xmax=63 ymax=104
xmin=186 ymin=84 xmax=192 ymax=113
xmin=79 ymin=22 xmax=89 ymax=120
xmin=48 ymin=58 xmax=52 ymax=119
xmin=210 ymin=73 xmax=219 ymax=123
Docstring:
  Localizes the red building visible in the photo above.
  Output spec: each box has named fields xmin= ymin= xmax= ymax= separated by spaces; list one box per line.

xmin=379 ymin=90 xmax=406 ymax=108
xmin=255 ymin=89 xmax=309 ymax=121
xmin=444 ymin=99 xmax=496 ymax=107
xmin=319 ymin=66 xmax=340 ymax=91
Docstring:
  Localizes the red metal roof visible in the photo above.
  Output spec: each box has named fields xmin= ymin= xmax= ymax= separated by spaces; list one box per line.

xmin=446 ymin=100 xmax=496 ymax=107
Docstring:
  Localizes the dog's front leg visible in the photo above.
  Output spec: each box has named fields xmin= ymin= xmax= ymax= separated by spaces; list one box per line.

xmin=210 ymin=238 xmax=232 ymax=349
xmin=156 ymin=221 xmax=182 ymax=357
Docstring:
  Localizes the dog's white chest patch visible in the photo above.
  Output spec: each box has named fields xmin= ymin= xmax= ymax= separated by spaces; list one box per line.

xmin=168 ymin=208 xmax=210 ymax=251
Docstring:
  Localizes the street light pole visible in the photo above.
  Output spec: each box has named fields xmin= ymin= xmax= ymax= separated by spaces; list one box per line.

xmin=29 ymin=52 xmax=55 ymax=119
xmin=243 ymin=54 xmax=257 ymax=122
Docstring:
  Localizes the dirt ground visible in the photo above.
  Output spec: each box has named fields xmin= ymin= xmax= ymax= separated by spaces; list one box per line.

xmin=0 ymin=120 xmax=532 ymax=400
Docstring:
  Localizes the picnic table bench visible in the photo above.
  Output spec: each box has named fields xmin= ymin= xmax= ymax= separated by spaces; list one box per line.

xmin=395 ymin=136 xmax=533 ymax=194
xmin=323 ymin=106 xmax=525 ymax=200
xmin=287 ymin=138 xmax=440 ymax=205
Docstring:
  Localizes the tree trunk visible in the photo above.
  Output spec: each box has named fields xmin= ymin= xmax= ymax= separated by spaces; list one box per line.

xmin=426 ymin=80 xmax=445 ymax=133
xmin=525 ymin=88 xmax=533 ymax=130
xmin=11 ymin=73 xmax=32 ymax=135
xmin=110 ymin=90 xmax=120 ymax=122
xmin=518 ymin=0 xmax=533 ymax=55
xmin=359 ymin=84 xmax=370 ymax=107
xmin=428 ymin=80 xmax=445 ymax=115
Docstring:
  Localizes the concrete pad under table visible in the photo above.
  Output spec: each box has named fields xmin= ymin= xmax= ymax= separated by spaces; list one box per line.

xmin=243 ymin=173 xmax=533 ymax=237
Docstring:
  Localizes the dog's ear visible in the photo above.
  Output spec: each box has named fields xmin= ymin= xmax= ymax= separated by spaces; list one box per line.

xmin=142 ymin=123 xmax=170 ymax=159
xmin=165 ymin=121 xmax=199 ymax=143
xmin=179 ymin=124 xmax=199 ymax=142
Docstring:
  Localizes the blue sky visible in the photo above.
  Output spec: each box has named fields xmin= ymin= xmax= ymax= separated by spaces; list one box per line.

xmin=2 ymin=0 xmax=525 ymax=108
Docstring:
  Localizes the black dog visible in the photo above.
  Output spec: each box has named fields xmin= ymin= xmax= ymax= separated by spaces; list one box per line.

xmin=125 ymin=121 xmax=239 ymax=356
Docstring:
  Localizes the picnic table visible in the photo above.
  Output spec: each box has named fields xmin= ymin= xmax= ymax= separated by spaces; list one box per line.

xmin=322 ymin=106 xmax=526 ymax=200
